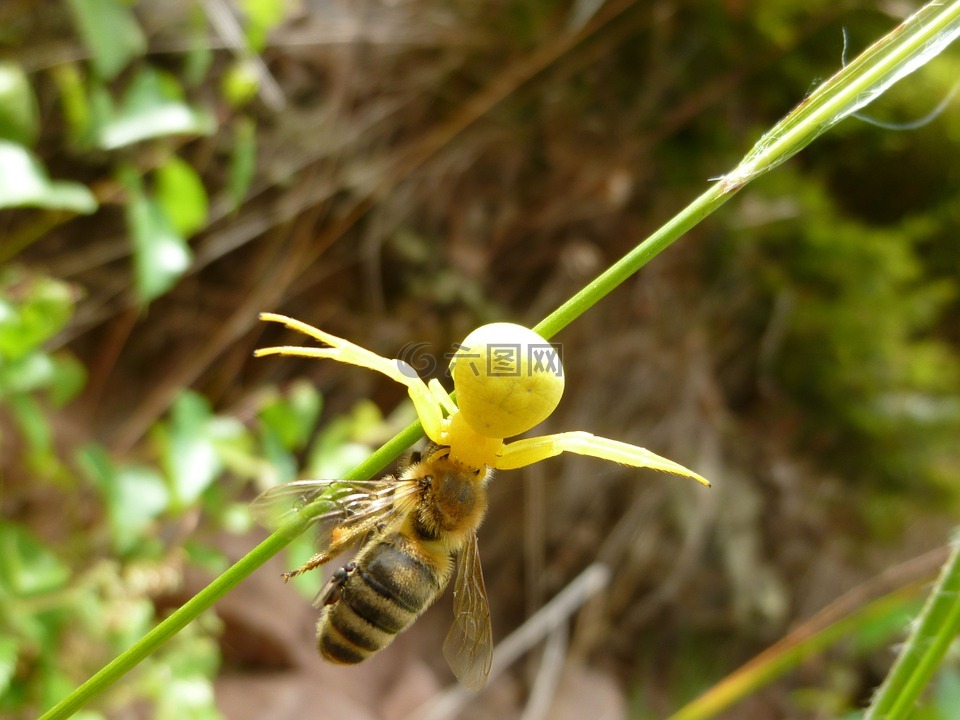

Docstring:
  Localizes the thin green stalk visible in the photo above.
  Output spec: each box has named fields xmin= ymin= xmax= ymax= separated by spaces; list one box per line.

xmin=723 ymin=0 xmax=960 ymax=188
xmin=538 ymin=0 xmax=960 ymax=339
xmin=40 ymin=3 xmax=960 ymax=717
xmin=865 ymin=532 xmax=960 ymax=720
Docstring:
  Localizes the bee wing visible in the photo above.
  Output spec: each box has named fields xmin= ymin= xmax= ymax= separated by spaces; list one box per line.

xmin=250 ymin=477 xmax=417 ymax=553
xmin=250 ymin=479 xmax=343 ymax=529
xmin=442 ymin=531 xmax=493 ymax=690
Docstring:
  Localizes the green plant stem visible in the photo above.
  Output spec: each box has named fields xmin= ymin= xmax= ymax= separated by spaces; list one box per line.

xmin=40 ymin=2 xmax=960 ymax=717
xmin=865 ymin=532 xmax=960 ymax=720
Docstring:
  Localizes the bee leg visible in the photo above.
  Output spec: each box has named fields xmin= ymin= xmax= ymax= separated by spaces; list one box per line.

xmin=314 ymin=561 xmax=357 ymax=608
xmin=281 ymin=550 xmax=335 ymax=581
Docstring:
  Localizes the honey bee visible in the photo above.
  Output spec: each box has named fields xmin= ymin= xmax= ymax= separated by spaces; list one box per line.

xmin=253 ymin=313 xmax=708 ymax=690
xmin=251 ymin=443 xmax=494 ymax=690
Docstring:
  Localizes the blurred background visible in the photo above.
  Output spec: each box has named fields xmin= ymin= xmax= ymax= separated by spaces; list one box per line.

xmin=2 ymin=1 xmax=960 ymax=718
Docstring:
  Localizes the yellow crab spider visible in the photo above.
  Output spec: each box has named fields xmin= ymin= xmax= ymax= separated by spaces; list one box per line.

xmin=255 ymin=312 xmax=709 ymax=486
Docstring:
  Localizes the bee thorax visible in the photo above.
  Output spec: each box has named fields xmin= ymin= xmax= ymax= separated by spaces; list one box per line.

xmin=414 ymin=468 xmax=487 ymax=540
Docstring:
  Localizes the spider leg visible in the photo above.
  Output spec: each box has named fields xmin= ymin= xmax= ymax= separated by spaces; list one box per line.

xmin=427 ymin=378 xmax=458 ymax=415
xmin=496 ymin=431 xmax=709 ymax=486
xmin=256 ymin=313 xmax=445 ymax=442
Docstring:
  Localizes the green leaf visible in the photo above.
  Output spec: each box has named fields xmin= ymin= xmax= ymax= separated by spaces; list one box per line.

xmin=0 ymin=351 xmax=55 ymax=395
xmin=113 ymin=467 xmax=170 ymax=551
xmin=0 ymin=520 xmax=70 ymax=596
xmin=204 ymin=415 xmax=258 ymax=481
xmin=98 ymin=68 xmax=215 ymax=150
xmin=156 ymin=676 xmax=217 ymax=720
xmin=154 ymin=392 xmax=251 ymax=511
xmin=0 ymin=268 xmax=77 ymax=361
xmin=240 ymin=0 xmax=288 ymax=51
xmin=6 ymin=392 xmax=52 ymax=456
xmin=258 ymin=382 xmax=332 ymax=482
xmin=52 ymin=64 xmax=92 ymax=147
xmin=0 ymin=636 xmax=18 ymax=699
xmin=148 ymin=630 xmax=221 ymax=720
xmin=258 ymin=424 xmax=297 ymax=485
xmin=183 ymin=7 xmax=214 ymax=87
xmin=185 ymin=540 xmax=229 ymax=574
xmin=121 ymin=168 xmax=192 ymax=304
xmin=86 ymin=81 xmax=115 ymax=146
xmin=258 ymin=380 xmax=322 ymax=450
xmin=73 ymin=711 xmax=107 ymax=720
xmin=0 ymin=347 xmax=51 ymax=409
xmin=155 ymin=157 xmax=208 ymax=236
xmin=936 ymin=667 xmax=960 ymax=716
xmin=165 ymin=392 xmax=221 ymax=508
xmin=218 ymin=504 xmax=252 ymax=535
xmin=307 ymin=401 xmax=384 ymax=478
xmin=227 ymin=116 xmax=256 ymax=208
xmin=0 ymin=141 xmax=97 ymax=212
xmin=78 ymin=445 xmax=170 ymax=553
xmin=48 ymin=352 xmax=87 ymax=406
xmin=0 ymin=62 xmax=39 ymax=145
xmin=65 ymin=0 xmax=146 ymax=80
xmin=221 ymin=60 xmax=260 ymax=108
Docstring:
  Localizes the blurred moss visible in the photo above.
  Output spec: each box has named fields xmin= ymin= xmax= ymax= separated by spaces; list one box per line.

xmin=719 ymin=168 xmax=960 ymax=501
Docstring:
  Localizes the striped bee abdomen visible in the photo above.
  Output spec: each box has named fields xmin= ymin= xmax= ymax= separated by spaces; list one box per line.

xmin=318 ymin=534 xmax=450 ymax=665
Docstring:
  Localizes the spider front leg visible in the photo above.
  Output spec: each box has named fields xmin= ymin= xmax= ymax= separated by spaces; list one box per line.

xmin=256 ymin=312 xmax=446 ymax=443
xmin=496 ymin=431 xmax=710 ymax=486
xmin=427 ymin=378 xmax=458 ymax=416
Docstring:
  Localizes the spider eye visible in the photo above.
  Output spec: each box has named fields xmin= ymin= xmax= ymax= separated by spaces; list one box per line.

xmin=450 ymin=322 xmax=564 ymax=438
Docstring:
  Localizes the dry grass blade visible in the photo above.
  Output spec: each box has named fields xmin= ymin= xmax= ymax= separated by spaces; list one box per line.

xmin=667 ymin=545 xmax=951 ymax=720
xmin=410 ymin=563 xmax=611 ymax=720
